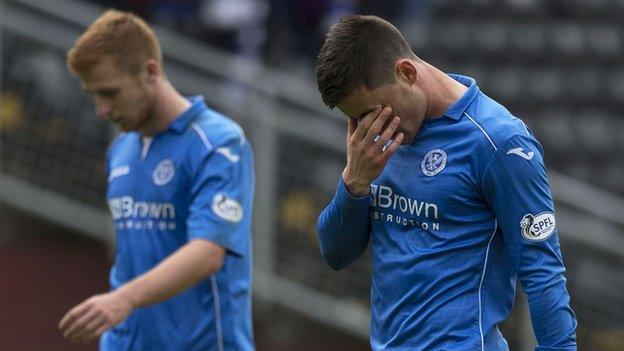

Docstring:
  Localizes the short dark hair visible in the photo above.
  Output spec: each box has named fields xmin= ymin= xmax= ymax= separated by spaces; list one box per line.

xmin=315 ymin=15 xmax=416 ymax=108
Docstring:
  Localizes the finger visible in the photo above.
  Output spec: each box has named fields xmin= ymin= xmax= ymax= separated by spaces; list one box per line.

xmin=74 ymin=317 xmax=108 ymax=343
xmin=93 ymin=323 xmax=112 ymax=339
xmin=347 ymin=117 xmax=357 ymax=142
xmin=59 ymin=302 xmax=90 ymax=330
xmin=69 ymin=312 xmax=106 ymax=341
xmin=64 ymin=307 xmax=99 ymax=339
xmin=381 ymin=132 xmax=405 ymax=160
xmin=59 ymin=309 xmax=76 ymax=330
xmin=375 ymin=116 xmax=401 ymax=149
xmin=364 ymin=107 xmax=393 ymax=144
xmin=352 ymin=106 xmax=382 ymax=141
xmin=71 ymin=332 xmax=96 ymax=344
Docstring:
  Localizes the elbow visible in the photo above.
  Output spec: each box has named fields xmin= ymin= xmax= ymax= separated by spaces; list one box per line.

xmin=320 ymin=248 xmax=351 ymax=271
xmin=328 ymin=261 xmax=348 ymax=271
xmin=316 ymin=215 xmax=366 ymax=271
xmin=317 ymin=225 xmax=349 ymax=270
xmin=198 ymin=248 xmax=226 ymax=278
xmin=319 ymin=236 xmax=360 ymax=271
xmin=209 ymin=257 xmax=224 ymax=275
xmin=198 ymin=256 xmax=224 ymax=278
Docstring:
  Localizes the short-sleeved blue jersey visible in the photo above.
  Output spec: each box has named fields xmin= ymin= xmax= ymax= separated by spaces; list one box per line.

xmin=100 ymin=97 xmax=255 ymax=351
xmin=317 ymin=76 xmax=577 ymax=350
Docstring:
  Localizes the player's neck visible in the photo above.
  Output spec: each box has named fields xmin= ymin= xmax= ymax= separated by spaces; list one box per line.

xmin=422 ymin=63 xmax=468 ymax=118
xmin=141 ymin=81 xmax=192 ymax=136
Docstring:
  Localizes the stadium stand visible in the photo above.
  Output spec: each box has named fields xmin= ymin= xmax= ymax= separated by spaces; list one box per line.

xmin=1 ymin=0 xmax=623 ymax=349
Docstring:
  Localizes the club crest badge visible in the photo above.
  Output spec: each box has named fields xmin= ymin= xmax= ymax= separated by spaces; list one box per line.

xmin=212 ymin=192 xmax=243 ymax=223
xmin=520 ymin=212 xmax=556 ymax=241
xmin=421 ymin=149 xmax=447 ymax=177
xmin=153 ymin=159 xmax=175 ymax=186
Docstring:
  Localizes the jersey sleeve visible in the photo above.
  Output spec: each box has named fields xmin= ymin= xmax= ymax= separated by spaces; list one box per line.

xmin=186 ymin=138 xmax=252 ymax=257
xmin=316 ymin=178 xmax=372 ymax=270
xmin=481 ymin=134 xmax=577 ymax=350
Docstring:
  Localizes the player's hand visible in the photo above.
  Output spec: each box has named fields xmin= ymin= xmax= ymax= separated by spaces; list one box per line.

xmin=342 ymin=106 xmax=404 ymax=197
xmin=58 ymin=291 xmax=133 ymax=343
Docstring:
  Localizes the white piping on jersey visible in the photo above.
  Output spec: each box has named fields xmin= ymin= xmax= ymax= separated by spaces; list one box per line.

xmin=140 ymin=136 xmax=153 ymax=161
xmin=511 ymin=115 xmax=531 ymax=137
xmin=106 ymin=132 xmax=127 ymax=156
xmin=191 ymin=123 xmax=213 ymax=151
xmin=109 ymin=132 xmax=126 ymax=148
xmin=522 ymin=122 xmax=531 ymax=137
xmin=233 ymin=123 xmax=246 ymax=146
xmin=478 ymin=220 xmax=498 ymax=351
xmin=210 ymin=276 xmax=224 ymax=351
xmin=464 ymin=112 xmax=498 ymax=151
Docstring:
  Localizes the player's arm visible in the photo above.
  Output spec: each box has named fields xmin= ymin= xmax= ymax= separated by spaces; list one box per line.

xmin=482 ymin=134 xmax=577 ymax=350
xmin=59 ymin=240 xmax=225 ymax=342
xmin=60 ymin=135 xmax=252 ymax=343
xmin=317 ymin=178 xmax=373 ymax=270
xmin=317 ymin=107 xmax=404 ymax=270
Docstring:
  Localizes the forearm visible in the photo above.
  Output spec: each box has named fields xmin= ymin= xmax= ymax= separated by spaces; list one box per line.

xmin=116 ymin=239 xmax=224 ymax=309
xmin=317 ymin=178 xmax=371 ymax=270
xmin=520 ymin=246 xmax=577 ymax=350
xmin=523 ymin=279 xmax=577 ymax=350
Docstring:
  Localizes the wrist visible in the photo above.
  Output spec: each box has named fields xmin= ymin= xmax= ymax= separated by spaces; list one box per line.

xmin=115 ymin=285 xmax=139 ymax=309
xmin=342 ymin=169 xmax=371 ymax=197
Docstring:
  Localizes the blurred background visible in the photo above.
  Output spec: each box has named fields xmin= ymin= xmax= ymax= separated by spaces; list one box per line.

xmin=1 ymin=0 xmax=623 ymax=350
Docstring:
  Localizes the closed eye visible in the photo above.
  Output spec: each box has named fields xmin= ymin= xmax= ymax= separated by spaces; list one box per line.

xmin=96 ymin=88 xmax=119 ymax=98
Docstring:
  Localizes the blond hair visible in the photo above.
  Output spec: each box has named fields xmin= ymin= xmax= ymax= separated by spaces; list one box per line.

xmin=67 ymin=9 xmax=163 ymax=76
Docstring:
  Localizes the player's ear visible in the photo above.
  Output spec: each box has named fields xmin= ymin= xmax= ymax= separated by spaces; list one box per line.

xmin=395 ymin=59 xmax=417 ymax=86
xmin=144 ymin=58 xmax=161 ymax=82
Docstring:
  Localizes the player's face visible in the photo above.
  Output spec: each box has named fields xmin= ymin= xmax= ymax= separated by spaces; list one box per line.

xmin=80 ymin=57 xmax=155 ymax=132
xmin=336 ymin=81 xmax=427 ymax=145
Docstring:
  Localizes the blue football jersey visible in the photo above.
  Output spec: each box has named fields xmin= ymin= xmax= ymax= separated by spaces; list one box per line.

xmin=317 ymin=76 xmax=577 ymax=350
xmin=101 ymin=97 xmax=255 ymax=351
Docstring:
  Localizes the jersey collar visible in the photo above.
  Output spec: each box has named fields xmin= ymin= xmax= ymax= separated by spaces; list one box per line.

xmin=168 ymin=96 xmax=207 ymax=133
xmin=442 ymin=74 xmax=480 ymax=120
